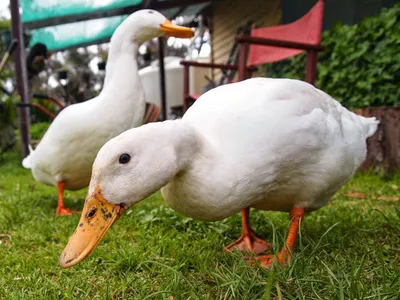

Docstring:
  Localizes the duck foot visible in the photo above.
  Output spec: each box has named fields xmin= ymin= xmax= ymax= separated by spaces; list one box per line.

xmin=247 ymin=252 xmax=290 ymax=269
xmin=56 ymin=207 xmax=81 ymax=216
xmin=247 ymin=207 xmax=305 ymax=269
xmin=225 ymin=231 xmax=271 ymax=254
xmin=224 ymin=208 xmax=271 ymax=255
xmin=56 ymin=181 xmax=81 ymax=216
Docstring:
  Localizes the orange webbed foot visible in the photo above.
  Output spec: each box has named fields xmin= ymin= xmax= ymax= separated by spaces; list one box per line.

xmin=224 ymin=230 xmax=272 ymax=255
xmin=225 ymin=208 xmax=271 ymax=255
xmin=251 ymin=251 xmax=291 ymax=269
xmin=56 ymin=207 xmax=81 ymax=216
xmin=56 ymin=181 xmax=81 ymax=216
xmin=250 ymin=207 xmax=305 ymax=269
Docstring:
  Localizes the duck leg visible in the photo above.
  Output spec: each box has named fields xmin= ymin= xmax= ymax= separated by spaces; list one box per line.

xmin=224 ymin=208 xmax=271 ymax=255
xmin=256 ymin=207 xmax=304 ymax=268
xmin=56 ymin=181 xmax=74 ymax=216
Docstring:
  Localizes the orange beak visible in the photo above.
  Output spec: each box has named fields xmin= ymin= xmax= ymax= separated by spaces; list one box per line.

xmin=160 ymin=19 xmax=194 ymax=38
xmin=59 ymin=185 xmax=126 ymax=268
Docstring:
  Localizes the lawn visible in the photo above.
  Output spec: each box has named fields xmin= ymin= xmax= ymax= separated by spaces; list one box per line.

xmin=0 ymin=151 xmax=399 ymax=299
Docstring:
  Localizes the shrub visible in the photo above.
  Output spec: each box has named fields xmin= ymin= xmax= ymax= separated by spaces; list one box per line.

xmin=0 ymin=95 xmax=17 ymax=153
xmin=0 ymin=96 xmax=16 ymax=130
xmin=30 ymin=97 xmax=59 ymax=124
xmin=30 ymin=122 xmax=50 ymax=141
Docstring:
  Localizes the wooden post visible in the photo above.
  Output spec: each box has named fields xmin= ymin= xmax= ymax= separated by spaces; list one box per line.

xmin=10 ymin=0 xmax=31 ymax=157
xmin=355 ymin=107 xmax=400 ymax=175
xmin=305 ymin=50 xmax=318 ymax=85
xmin=238 ymin=42 xmax=248 ymax=82
xmin=158 ymin=37 xmax=167 ymax=121
xmin=183 ymin=64 xmax=189 ymax=113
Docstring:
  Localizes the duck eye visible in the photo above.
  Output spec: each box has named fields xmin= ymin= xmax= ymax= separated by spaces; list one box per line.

xmin=119 ymin=153 xmax=131 ymax=164
xmin=148 ymin=10 xmax=154 ymax=14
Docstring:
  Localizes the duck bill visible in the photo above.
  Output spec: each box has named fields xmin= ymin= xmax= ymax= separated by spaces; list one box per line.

xmin=160 ymin=19 xmax=194 ymax=38
xmin=59 ymin=185 xmax=126 ymax=268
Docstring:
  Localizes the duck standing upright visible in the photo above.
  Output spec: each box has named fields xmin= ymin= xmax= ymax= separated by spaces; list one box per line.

xmin=22 ymin=10 xmax=194 ymax=215
xmin=59 ymin=78 xmax=379 ymax=268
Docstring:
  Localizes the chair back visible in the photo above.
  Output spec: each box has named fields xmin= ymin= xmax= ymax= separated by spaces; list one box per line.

xmin=248 ymin=0 xmax=324 ymax=66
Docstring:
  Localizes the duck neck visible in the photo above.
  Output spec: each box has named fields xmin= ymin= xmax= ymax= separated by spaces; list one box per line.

xmin=172 ymin=120 xmax=204 ymax=171
xmin=159 ymin=119 xmax=204 ymax=172
xmin=137 ymin=119 xmax=205 ymax=178
xmin=101 ymin=14 xmax=160 ymax=92
xmin=101 ymin=40 xmax=140 ymax=94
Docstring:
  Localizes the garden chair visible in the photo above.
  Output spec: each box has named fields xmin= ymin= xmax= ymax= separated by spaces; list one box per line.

xmin=181 ymin=0 xmax=325 ymax=112
xmin=143 ymin=102 xmax=161 ymax=124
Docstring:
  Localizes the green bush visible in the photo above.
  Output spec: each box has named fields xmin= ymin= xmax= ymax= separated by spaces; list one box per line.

xmin=263 ymin=4 xmax=400 ymax=109
xmin=30 ymin=122 xmax=50 ymax=141
xmin=0 ymin=95 xmax=17 ymax=153
xmin=0 ymin=96 xmax=16 ymax=130
xmin=30 ymin=97 xmax=59 ymax=124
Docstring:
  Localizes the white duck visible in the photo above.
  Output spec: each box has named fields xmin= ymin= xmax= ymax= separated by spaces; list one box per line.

xmin=59 ymin=78 xmax=379 ymax=268
xmin=22 ymin=10 xmax=194 ymax=215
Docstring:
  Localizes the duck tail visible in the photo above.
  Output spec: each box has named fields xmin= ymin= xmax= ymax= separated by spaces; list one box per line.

xmin=360 ymin=116 xmax=380 ymax=138
xmin=22 ymin=144 xmax=34 ymax=169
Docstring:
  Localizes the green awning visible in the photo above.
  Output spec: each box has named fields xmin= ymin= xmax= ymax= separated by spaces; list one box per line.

xmin=21 ymin=0 xmax=142 ymax=23
xmin=28 ymin=15 xmax=127 ymax=51
xmin=21 ymin=0 xmax=214 ymax=51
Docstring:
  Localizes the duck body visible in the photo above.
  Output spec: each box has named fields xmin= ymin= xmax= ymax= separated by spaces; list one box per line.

xmin=161 ymin=78 xmax=378 ymax=221
xmin=60 ymin=77 xmax=379 ymax=268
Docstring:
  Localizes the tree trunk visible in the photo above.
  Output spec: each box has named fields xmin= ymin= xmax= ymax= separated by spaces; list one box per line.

xmin=354 ymin=107 xmax=400 ymax=175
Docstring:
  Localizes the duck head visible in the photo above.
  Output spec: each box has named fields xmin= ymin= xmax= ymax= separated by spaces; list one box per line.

xmin=112 ymin=9 xmax=194 ymax=46
xmin=59 ymin=121 xmax=198 ymax=268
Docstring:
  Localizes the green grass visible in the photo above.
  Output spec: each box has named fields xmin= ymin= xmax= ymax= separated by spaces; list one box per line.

xmin=0 ymin=152 xmax=399 ymax=299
